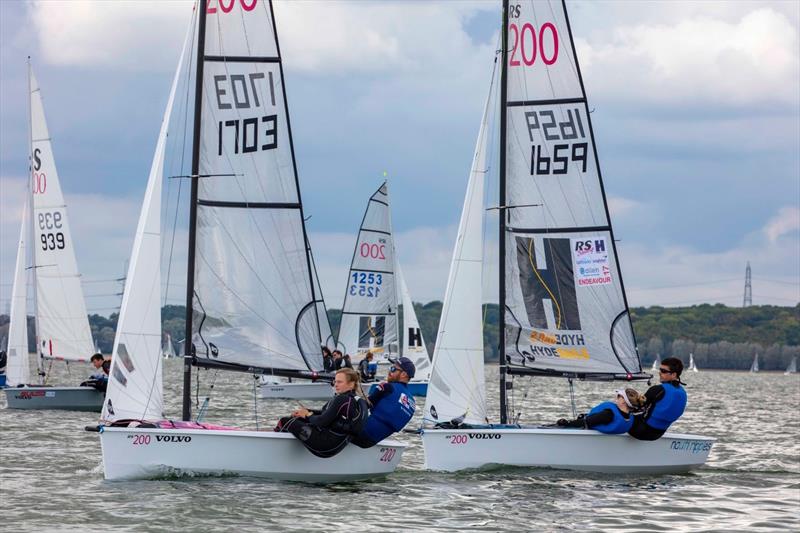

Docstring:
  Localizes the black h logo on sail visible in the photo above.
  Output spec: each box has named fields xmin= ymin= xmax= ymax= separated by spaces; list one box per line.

xmin=407 ymin=327 xmax=423 ymax=347
xmin=516 ymin=237 xmax=581 ymax=330
xmin=358 ymin=316 xmax=385 ymax=349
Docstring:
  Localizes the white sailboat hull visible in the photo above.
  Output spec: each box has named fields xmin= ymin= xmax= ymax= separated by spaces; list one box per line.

xmin=258 ymin=381 xmax=334 ymax=400
xmin=421 ymin=427 xmax=714 ymax=475
xmin=99 ymin=426 xmax=407 ymax=482
xmin=4 ymin=386 xmax=104 ymax=411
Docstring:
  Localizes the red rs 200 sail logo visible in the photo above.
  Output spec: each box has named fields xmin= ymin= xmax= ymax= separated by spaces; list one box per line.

xmin=207 ymin=0 xmax=257 ymax=14
xmin=508 ymin=5 xmax=558 ymax=67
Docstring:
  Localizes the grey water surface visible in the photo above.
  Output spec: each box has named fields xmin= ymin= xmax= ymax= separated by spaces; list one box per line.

xmin=1 ymin=360 xmax=798 ymax=532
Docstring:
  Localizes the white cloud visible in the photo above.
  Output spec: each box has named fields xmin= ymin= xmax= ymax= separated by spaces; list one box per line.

xmin=607 ymin=196 xmax=642 ymax=219
xmin=579 ymin=8 xmax=799 ymax=108
xmin=29 ymin=0 xmax=495 ymax=75
xmin=764 ymin=206 xmax=800 ymax=243
xmin=30 ymin=0 xmax=192 ymax=71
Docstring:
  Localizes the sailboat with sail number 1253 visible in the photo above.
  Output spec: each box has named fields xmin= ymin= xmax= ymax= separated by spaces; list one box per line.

xmin=95 ymin=0 xmax=405 ymax=482
xmin=420 ymin=0 xmax=714 ymax=474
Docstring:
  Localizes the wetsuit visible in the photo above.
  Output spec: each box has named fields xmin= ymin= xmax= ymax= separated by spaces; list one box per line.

xmin=275 ymin=391 xmax=368 ymax=458
xmin=323 ymin=355 xmax=335 ymax=372
xmin=351 ymin=381 xmax=416 ymax=448
xmin=628 ymin=381 xmax=687 ymax=441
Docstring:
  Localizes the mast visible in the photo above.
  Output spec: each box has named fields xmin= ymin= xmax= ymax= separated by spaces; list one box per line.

xmin=27 ymin=58 xmax=43 ymax=384
xmin=182 ymin=1 xmax=207 ymax=421
xmin=498 ymin=0 xmax=510 ymax=424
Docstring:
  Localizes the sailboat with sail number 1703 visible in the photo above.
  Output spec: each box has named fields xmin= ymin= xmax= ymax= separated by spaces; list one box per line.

xmin=95 ymin=0 xmax=405 ymax=482
xmin=420 ymin=0 xmax=714 ymax=474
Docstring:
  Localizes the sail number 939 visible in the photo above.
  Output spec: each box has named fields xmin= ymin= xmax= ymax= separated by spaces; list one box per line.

xmin=38 ymin=210 xmax=65 ymax=250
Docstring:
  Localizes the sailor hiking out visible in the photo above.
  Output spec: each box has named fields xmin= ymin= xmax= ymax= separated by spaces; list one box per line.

xmin=352 ymin=357 xmax=417 ymax=448
xmin=557 ymin=388 xmax=646 ymax=434
xmin=629 ymin=357 xmax=688 ymax=441
xmin=275 ymin=368 xmax=369 ymax=458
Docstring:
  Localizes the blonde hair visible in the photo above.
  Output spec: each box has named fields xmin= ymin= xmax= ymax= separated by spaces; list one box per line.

xmin=624 ymin=388 xmax=646 ymax=411
xmin=336 ymin=368 xmax=369 ymax=405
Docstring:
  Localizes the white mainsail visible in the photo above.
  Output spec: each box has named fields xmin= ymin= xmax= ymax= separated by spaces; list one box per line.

xmin=651 ymin=356 xmax=660 ymax=372
xmin=502 ymin=1 xmax=639 ymax=377
xmin=190 ymin=1 xmax=324 ymax=373
xmin=101 ymin=26 xmax=189 ymax=422
xmin=337 ymin=183 xmax=399 ymax=361
xmin=688 ymin=353 xmax=698 ymax=372
xmin=750 ymin=354 xmax=759 ymax=373
xmin=397 ymin=265 xmax=430 ymax=381
xmin=785 ymin=357 xmax=797 ymax=375
xmin=29 ymin=68 xmax=94 ymax=362
xmin=424 ymin=67 xmax=495 ymax=426
xmin=7 ymin=201 xmax=31 ymax=387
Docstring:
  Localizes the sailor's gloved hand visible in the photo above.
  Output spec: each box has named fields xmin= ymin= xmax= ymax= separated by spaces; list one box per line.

xmin=556 ymin=418 xmax=569 ymax=427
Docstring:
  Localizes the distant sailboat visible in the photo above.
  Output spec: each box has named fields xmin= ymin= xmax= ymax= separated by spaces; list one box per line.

xmin=688 ymin=353 xmax=698 ymax=373
xmin=785 ymin=357 xmax=797 ymax=375
xmin=4 ymin=61 xmax=102 ymax=411
xmin=750 ymin=354 xmax=759 ymax=373
xmin=651 ymin=355 xmax=660 ymax=372
xmin=161 ymin=333 xmax=176 ymax=359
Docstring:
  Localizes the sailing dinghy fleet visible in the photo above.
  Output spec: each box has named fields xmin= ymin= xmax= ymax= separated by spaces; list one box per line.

xmin=2 ymin=0 xmax=726 ymax=481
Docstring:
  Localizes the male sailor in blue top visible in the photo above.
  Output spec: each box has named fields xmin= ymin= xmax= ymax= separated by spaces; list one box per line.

xmin=628 ymin=357 xmax=688 ymax=441
xmin=351 ymin=356 xmax=416 ymax=448
xmin=557 ymin=388 xmax=645 ymax=434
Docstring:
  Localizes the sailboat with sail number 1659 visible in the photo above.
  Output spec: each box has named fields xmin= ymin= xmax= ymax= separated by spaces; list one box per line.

xmin=94 ymin=0 xmax=405 ymax=482
xmin=420 ymin=0 xmax=714 ymax=474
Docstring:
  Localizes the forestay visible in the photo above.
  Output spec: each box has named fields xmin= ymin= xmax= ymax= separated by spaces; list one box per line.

xmin=192 ymin=0 xmax=323 ymax=372
xmin=29 ymin=69 xmax=94 ymax=362
xmin=502 ymin=0 xmax=639 ymax=377
xmin=423 ymin=68 xmax=494 ymax=426
xmin=101 ymin=24 xmax=190 ymax=422
xmin=397 ymin=265 xmax=431 ymax=381
xmin=337 ymin=183 xmax=399 ymax=361
xmin=7 ymin=202 xmax=31 ymax=387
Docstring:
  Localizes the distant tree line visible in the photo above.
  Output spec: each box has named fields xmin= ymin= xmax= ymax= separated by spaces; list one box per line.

xmin=1 ymin=303 xmax=797 ymax=370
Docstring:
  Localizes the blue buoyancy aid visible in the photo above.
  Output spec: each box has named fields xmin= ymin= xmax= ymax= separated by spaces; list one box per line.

xmin=359 ymin=382 xmax=416 ymax=444
xmin=647 ymin=383 xmax=687 ymax=431
xmin=588 ymin=401 xmax=633 ymax=434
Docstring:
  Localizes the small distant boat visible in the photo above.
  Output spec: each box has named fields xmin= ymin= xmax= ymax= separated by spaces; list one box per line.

xmin=784 ymin=356 xmax=796 ymax=375
xmin=161 ymin=333 xmax=177 ymax=359
xmin=688 ymin=353 xmax=699 ymax=373
xmin=651 ymin=355 xmax=660 ymax=372
xmin=4 ymin=61 xmax=103 ymax=412
xmin=750 ymin=354 xmax=759 ymax=373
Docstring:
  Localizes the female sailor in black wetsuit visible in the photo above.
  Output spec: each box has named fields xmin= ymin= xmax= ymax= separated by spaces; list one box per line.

xmin=274 ymin=368 xmax=369 ymax=458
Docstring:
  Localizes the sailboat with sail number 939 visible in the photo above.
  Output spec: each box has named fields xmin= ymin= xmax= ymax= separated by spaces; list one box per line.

xmin=420 ymin=0 xmax=715 ymax=474
xmin=94 ymin=0 xmax=405 ymax=481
